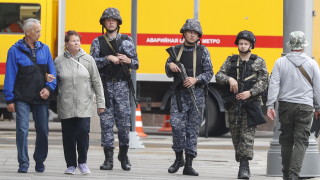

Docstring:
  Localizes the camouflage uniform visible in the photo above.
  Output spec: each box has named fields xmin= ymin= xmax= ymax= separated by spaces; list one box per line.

xmin=216 ymin=54 xmax=268 ymax=161
xmin=166 ymin=19 xmax=213 ymax=158
xmin=90 ymin=8 xmax=138 ymax=149
xmin=216 ymin=31 xmax=268 ymax=167
xmin=166 ymin=46 xmax=212 ymax=157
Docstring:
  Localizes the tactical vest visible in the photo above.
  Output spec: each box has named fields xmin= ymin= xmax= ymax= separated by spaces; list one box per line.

xmin=173 ymin=44 xmax=204 ymax=87
xmin=98 ymin=34 xmax=130 ymax=80
xmin=227 ymin=54 xmax=258 ymax=92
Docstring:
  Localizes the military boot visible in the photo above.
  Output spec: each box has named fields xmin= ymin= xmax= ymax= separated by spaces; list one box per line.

xmin=118 ymin=146 xmax=131 ymax=171
xmin=168 ymin=151 xmax=184 ymax=173
xmin=238 ymin=159 xmax=250 ymax=179
xmin=182 ymin=154 xmax=199 ymax=176
xmin=288 ymin=174 xmax=299 ymax=180
xmin=281 ymin=146 xmax=292 ymax=180
xmin=100 ymin=148 xmax=114 ymax=170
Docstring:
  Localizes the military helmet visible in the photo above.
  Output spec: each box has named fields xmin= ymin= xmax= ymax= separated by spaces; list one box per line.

xmin=235 ymin=30 xmax=256 ymax=49
xmin=286 ymin=31 xmax=308 ymax=50
xmin=99 ymin=7 xmax=122 ymax=25
xmin=180 ymin=19 xmax=203 ymax=38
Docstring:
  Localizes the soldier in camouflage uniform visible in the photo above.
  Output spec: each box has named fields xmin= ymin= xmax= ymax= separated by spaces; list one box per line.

xmin=165 ymin=19 xmax=213 ymax=176
xmin=216 ymin=30 xmax=268 ymax=179
xmin=90 ymin=7 xmax=139 ymax=171
xmin=267 ymin=31 xmax=320 ymax=180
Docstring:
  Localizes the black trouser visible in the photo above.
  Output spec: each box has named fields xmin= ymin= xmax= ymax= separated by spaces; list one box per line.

xmin=61 ymin=117 xmax=90 ymax=167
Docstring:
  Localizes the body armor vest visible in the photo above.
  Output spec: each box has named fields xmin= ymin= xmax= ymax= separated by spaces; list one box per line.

xmin=98 ymin=34 xmax=130 ymax=80
xmin=223 ymin=54 xmax=259 ymax=106
xmin=227 ymin=54 xmax=258 ymax=91
xmin=173 ymin=44 xmax=204 ymax=87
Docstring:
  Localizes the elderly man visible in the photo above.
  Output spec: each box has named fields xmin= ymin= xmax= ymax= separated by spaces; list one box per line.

xmin=3 ymin=18 xmax=56 ymax=173
xmin=267 ymin=31 xmax=320 ymax=180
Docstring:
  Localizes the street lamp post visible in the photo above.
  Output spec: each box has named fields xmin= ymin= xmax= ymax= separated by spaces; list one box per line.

xmin=266 ymin=0 xmax=320 ymax=177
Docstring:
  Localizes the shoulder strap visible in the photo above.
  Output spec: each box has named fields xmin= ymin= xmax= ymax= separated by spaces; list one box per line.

xmin=298 ymin=66 xmax=313 ymax=86
xmin=286 ymin=56 xmax=313 ymax=86
xmin=103 ymin=35 xmax=118 ymax=54
xmin=70 ymin=57 xmax=90 ymax=76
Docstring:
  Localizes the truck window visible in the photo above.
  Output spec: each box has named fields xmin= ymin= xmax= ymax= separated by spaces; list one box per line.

xmin=0 ymin=3 xmax=40 ymax=34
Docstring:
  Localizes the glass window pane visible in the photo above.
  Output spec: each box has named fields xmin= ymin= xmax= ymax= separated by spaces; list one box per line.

xmin=0 ymin=3 xmax=40 ymax=34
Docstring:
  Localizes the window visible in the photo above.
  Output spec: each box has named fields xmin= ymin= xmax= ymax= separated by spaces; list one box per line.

xmin=0 ymin=3 xmax=40 ymax=34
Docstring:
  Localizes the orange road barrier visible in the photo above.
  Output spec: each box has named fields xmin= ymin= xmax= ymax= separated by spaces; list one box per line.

xmin=158 ymin=114 xmax=172 ymax=132
xmin=135 ymin=104 xmax=147 ymax=137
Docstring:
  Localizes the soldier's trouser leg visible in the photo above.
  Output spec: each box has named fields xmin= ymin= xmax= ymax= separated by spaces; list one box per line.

xmin=114 ymin=89 xmax=131 ymax=147
xmin=185 ymin=104 xmax=202 ymax=157
xmin=170 ymin=93 xmax=187 ymax=153
xmin=228 ymin=107 xmax=256 ymax=162
xmin=99 ymin=106 xmax=115 ymax=148
xmin=171 ymin=114 xmax=187 ymax=153
xmin=113 ymin=83 xmax=131 ymax=170
xmin=278 ymin=102 xmax=313 ymax=178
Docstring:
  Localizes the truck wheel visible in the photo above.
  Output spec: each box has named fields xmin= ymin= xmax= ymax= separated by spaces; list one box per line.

xmin=199 ymin=95 xmax=229 ymax=137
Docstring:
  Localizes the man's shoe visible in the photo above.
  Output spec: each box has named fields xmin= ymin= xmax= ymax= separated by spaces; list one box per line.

xmin=64 ymin=166 xmax=76 ymax=175
xmin=78 ymin=163 xmax=91 ymax=175
xmin=35 ymin=162 xmax=45 ymax=172
xmin=18 ymin=166 xmax=28 ymax=173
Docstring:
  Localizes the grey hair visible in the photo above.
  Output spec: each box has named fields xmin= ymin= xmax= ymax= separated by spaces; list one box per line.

xmin=23 ymin=18 xmax=41 ymax=32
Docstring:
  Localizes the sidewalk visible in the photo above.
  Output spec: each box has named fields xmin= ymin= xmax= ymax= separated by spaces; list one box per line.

xmin=0 ymin=130 xmax=278 ymax=180
xmin=0 ymin=121 xmax=319 ymax=180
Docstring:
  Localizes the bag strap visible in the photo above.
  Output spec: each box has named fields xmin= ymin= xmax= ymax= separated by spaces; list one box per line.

xmin=103 ymin=34 xmax=118 ymax=54
xmin=297 ymin=66 xmax=313 ymax=86
xmin=70 ymin=57 xmax=90 ymax=76
xmin=286 ymin=56 xmax=313 ymax=86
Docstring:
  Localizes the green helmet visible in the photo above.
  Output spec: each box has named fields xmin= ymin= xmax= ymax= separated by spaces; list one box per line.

xmin=180 ymin=19 xmax=203 ymax=38
xmin=286 ymin=31 xmax=308 ymax=50
xmin=99 ymin=8 xmax=122 ymax=25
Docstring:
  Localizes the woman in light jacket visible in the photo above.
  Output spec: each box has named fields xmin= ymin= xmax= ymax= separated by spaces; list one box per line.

xmin=54 ymin=30 xmax=105 ymax=175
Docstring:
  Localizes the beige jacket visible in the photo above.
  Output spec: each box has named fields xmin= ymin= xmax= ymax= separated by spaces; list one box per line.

xmin=54 ymin=49 xmax=105 ymax=119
